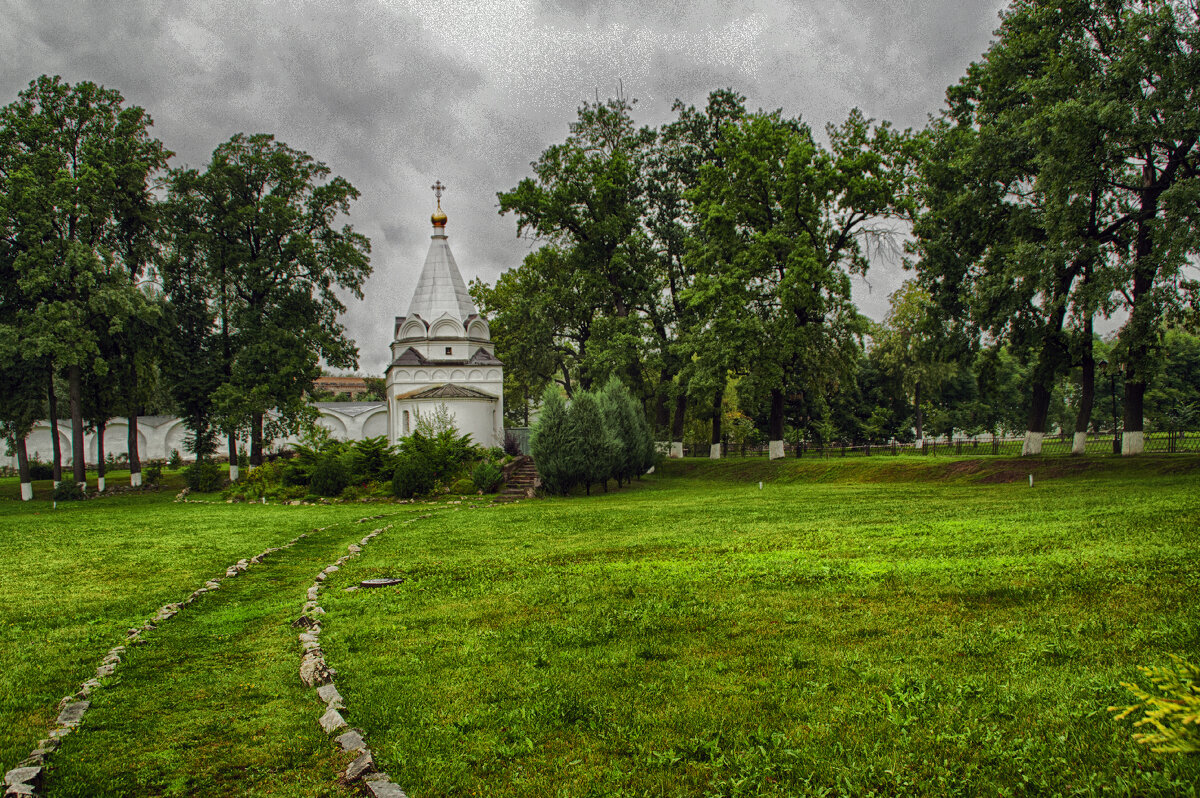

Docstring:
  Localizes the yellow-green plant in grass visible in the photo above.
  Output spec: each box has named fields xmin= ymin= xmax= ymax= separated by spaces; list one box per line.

xmin=1111 ymin=655 xmax=1200 ymax=753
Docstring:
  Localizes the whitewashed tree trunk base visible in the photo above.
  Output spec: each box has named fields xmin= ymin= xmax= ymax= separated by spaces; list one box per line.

xmin=20 ymin=483 xmax=32 ymax=501
xmin=1122 ymin=431 xmax=1144 ymax=455
xmin=709 ymin=443 xmax=722 ymax=459
xmin=1071 ymin=431 xmax=1087 ymax=455
xmin=1021 ymin=431 xmax=1044 ymax=456
xmin=670 ymin=442 xmax=683 ymax=459
xmin=230 ymin=465 xmax=239 ymax=482
xmin=914 ymin=438 xmax=924 ymax=450
xmin=97 ymin=477 xmax=105 ymax=492
xmin=768 ymin=440 xmax=785 ymax=460
xmin=130 ymin=472 xmax=142 ymax=487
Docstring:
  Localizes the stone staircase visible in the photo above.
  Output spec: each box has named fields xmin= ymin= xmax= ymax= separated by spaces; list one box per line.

xmin=498 ymin=455 xmax=539 ymax=501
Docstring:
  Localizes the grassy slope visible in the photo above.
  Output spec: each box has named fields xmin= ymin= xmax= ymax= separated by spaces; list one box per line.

xmin=317 ymin=457 xmax=1200 ymax=797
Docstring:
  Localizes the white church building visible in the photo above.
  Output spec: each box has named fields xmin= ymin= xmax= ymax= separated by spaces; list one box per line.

xmin=385 ymin=184 xmax=504 ymax=447
xmin=4 ymin=185 xmax=504 ymax=473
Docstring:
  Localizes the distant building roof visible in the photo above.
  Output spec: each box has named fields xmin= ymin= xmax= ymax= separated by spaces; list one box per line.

xmin=394 ymin=383 xmax=498 ymax=401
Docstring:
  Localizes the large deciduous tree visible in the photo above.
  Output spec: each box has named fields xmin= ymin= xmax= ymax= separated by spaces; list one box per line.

xmin=0 ymin=75 xmax=167 ymax=486
xmin=166 ymin=133 xmax=371 ymax=470
xmin=687 ymin=108 xmax=913 ymax=458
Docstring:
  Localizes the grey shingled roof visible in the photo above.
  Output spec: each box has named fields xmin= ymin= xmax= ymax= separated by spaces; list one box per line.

xmin=394 ymin=383 xmax=497 ymax=401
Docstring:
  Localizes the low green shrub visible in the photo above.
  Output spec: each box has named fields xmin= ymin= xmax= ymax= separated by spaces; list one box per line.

xmin=449 ymin=477 xmax=476 ymax=495
xmin=52 ymin=481 xmax=85 ymax=501
xmin=143 ymin=460 xmax=163 ymax=485
xmin=392 ymin=455 xmax=436 ymax=499
xmin=28 ymin=457 xmax=54 ymax=480
xmin=183 ymin=461 xmax=223 ymax=493
xmin=167 ymin=449 xmax=183 ymax=470
xmin=310 ymin=454 xmax=350 ymax=497
xmin=472 ymin=461 xmax=503 ymax=493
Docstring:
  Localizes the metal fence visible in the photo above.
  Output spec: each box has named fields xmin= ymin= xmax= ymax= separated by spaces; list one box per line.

xmin=680 ymin=430 xmax=1200 ymax=458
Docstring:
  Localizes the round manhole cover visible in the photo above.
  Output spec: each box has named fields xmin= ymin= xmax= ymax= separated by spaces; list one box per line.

xmin=360 ymin=578 xmax=404 ymax=588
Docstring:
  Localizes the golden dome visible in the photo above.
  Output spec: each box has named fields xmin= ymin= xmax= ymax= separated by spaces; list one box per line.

xmin=431 ymin=205 xmax=447 ymax=227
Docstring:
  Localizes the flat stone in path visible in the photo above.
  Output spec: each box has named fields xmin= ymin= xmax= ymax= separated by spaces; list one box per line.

xmin=55 ymin=701 xmax=89 ymax=727
xmin=318 ymin=683 xmax=344 ymax=708
xmin=319 ymin=707 xmax=348 ymax=734
xmin=307 ymin=586 xmax=320 ymax=601
xmin=335 ymin=728 xmax=365 ymax=752
xmin=4 ymin=766 xmax=41 ymax=786
xmin=365 ymin=778 xmax=408 ymax=798
xmin=343 ymin=749 xmax=374 ymax=783
xmin=4 ymin=781 xmax=37 ymax=796
xmin=300 ymin=654 xmax=333 ymax=687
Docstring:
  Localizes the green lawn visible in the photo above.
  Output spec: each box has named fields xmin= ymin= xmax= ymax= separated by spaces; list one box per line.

xmin=1 ymin=457 xmax=1198 ymax=796
xmin=319 ymin=457 xmax=1200 ymax=797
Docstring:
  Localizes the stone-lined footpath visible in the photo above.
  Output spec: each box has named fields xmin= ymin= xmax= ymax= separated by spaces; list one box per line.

xmin=2 ymin=530 xmax=316 ymax=798
xmin=296 ymin=516 xmax=422 ymax=798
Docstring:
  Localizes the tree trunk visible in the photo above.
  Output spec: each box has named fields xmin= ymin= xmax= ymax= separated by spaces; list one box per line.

xmin=69 ymin=364 xmax=86 ymax=486
xmin=128 ymin=413 xmax=142 ymax=486
xmin=1023 ymin=381 xmax=1052 ymax=456
xmin=228 ymin=432 xmax=239 ymax=481
xmin=16 ymin=436 xmax=32 ymax=501
xmin=251 ymin=413 xmax=264 ymax=467
xmin=768 ymin=388 xmax=785 ymax=460
xmin=709 ymin=387 xmax=722 ymax=459
xmin=48 ymin=371 xmax=62 ymax=484
xmin=96 ymin=418 xmax=107 ymax=492
xmin=128 ymin=362 xmax=141 ymax=486
xmin=1120 ymin=171 xmax=1163 ymax=456
xmin=913 ymin=381 xmax=924 ymax=448
xmin=1072 ymin=324 xmax=1095 ymax=455
xmin=670 ymin=392 xmax=687 ymax=458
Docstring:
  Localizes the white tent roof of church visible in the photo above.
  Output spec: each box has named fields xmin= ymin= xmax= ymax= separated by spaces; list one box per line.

xmin=406 ymin=225 xmax=477 ymax=323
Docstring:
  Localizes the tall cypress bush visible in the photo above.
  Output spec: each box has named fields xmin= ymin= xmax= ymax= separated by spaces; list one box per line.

xmin=530 ymin=385 xmax=573 ymax=495
xmin=600 ymin=377 xmax=639 ymax=486
xmin=567 ymin=390 xmax=616 ymax=495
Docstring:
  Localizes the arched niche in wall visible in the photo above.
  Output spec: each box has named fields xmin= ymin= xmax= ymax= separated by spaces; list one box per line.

xmin=399 ymin=319 xmax=429 ymax=340
xmin=467 ymin=318 xmax=490 ymax=339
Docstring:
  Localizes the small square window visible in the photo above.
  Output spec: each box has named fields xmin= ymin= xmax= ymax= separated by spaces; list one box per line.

xmin=445 ymin=347 xmax=453 ymax=356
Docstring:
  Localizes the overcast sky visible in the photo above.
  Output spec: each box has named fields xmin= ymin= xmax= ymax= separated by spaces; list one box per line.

xmin=2 ymin=0 xmax=1009 ymax=374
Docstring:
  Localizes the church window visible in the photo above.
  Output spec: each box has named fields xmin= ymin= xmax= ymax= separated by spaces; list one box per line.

xmin=445 ymin=346 xmax=453 ymax=356
xmin=402 ymin=410 xmax=410 ymax=435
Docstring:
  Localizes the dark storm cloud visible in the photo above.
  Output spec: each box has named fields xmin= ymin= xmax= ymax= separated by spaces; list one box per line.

xmin=2 ymin=0 xmax=1008 ymax=372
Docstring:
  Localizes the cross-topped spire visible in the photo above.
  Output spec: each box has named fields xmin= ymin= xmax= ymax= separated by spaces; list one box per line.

xmin=430 ymin=180 xmax=448 ymax=229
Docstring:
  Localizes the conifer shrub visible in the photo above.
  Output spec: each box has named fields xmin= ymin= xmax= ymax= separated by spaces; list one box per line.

xmin=600 ymin=377 xmax=641 ymax=486
xmin=568 ymin=390 xmax=617 ymax=495
xmin=530 ymin=386 xmax=573 ymax=495
xmin=472 ymin=461 xmax=503 ymax=493
xmin=167 ymin=449 xmax=183 ymax=470
xmin=348 ymin=435 xmax=398 ymax=483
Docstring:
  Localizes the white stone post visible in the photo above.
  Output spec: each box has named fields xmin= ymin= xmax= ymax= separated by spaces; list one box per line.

xmin=1021 ymin=431 xmax=1044 ymax=455
xmin=768 ymin=440 xmax=785 ymax=460
xmin=1122 ymin=430 xmax=1144 ymax=455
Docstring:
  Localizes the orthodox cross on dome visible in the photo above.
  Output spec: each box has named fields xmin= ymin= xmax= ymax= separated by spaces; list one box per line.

xmin=430 ymin=180 xmax=448 ymax=228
